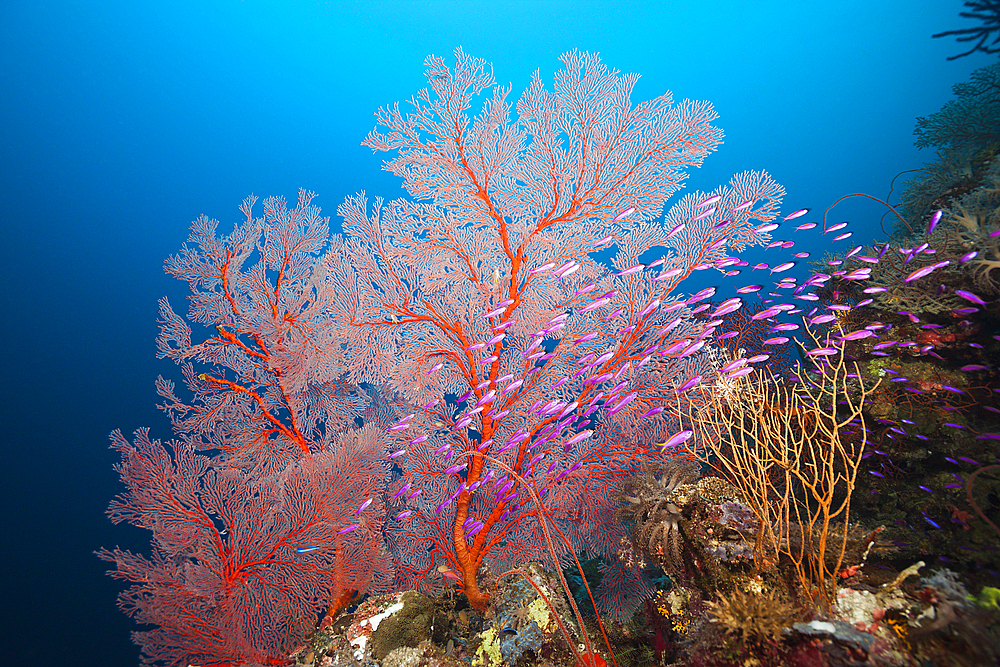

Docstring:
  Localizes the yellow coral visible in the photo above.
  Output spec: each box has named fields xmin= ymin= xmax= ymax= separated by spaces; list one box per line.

xmin=653 ymin=590 xmax=671 ymax=617
xmin=473 ymin=627 xmax=501 ymax=667
xmin=525 ymin=597 xmax=556 ymax=632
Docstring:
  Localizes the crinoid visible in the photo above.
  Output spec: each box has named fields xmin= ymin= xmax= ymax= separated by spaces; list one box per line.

xmin=705 ymin=587 xmax=796 ymax=646
xmin=616 ymin=459 xmax=699 ymax=571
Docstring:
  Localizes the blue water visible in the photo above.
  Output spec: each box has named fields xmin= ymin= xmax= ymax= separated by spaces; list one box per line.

xmin=1 ymin=1 xmax=993 ymax=665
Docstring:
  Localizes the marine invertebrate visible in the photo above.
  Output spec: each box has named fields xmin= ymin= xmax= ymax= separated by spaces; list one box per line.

xmin=933 ymin=2 xmax=1000 ymax=60
xmin=338 ymin=47 xmax=784 ymax=615
xmin=616 ymin=460 xmax=699 ymax=569
xmin=684 ymin=326 xmax=877 ymax=608
xmin=705 ymin=588 xmax=796 ymax=645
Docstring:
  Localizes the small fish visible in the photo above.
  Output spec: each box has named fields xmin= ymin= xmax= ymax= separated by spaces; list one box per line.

xmin=710 ymin=297 xmax=743 ymax=317
xmin=955 ymin=289 xmax=987 ymax=306
xmin=960 ymin=250 xmax=978 ymax=263
xmin=806 ymin=347 xmax=839 ymax=356
xmin=686 ymin=286 xmax=717 ymax=304
xmin=659 ymin=430 xmax=695 ymax=449
xmin=833 ymin=231 xmax=853 ymax=241
xmin=296 ymin=545 xmax=325 ymax=554
xmin=665 ymin=222 xmax=686 ymax=238
xmin=927 ymin=209 xmax=943 ymax=234
xmin=869 ymin=470 xmax=885 ymax=478
xmin=357 ymin=498 xmax=374 ymax=515
xmin=613 ymin=207 xmax=636 ymax=222
xmin=677 ymin=375 xmax=703 ymax=392
xmin=638 ymin=298 xmax=661 ymax=318
xmin=732 ymin=200 xmax=754 ymax=212
xmin=337 ymin=524 xmax=360 ymax=535
xmin=691 ymin=207 xmax=716 ymax=222
xmin=795 ymin=222 xmax=817 ymax=231
xmin=737 ymin=284 xmax=762 ymax=293
xmin=961 ymin=365 xmax=988 ymax=371
xmin=770 ymin=261 xmax=796 ymax=273
xmin=839 ymin=330 xmax=876 ymax=341
xmin=784 ymin=208 xmax=809 ymax=221
xmin=529 ymin=262 xmax=556 ymax=275
xmin=697 ymin=194 xmax=722 ymax=208
xmin=616 ymin=263 xmax=648 ymax=278
xmin=501 ymin=628 xmax=518 ymax=637
xmin=923 ymin=516 xmax=942 ymax=529
xmin=825 ymin=221 xmax=848 ymax=234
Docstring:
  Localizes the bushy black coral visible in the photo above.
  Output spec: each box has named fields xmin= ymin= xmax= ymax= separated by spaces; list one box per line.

xmin=705 ymin=588 xmax=796 ymax=646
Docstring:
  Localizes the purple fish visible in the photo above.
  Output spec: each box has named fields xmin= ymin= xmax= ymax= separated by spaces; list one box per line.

xmin=961 ymin=364 xmax=988 ymax=371
xmin=720 ymin=359 xmax=748 ymax=373
xmin=711 ymin=297 xmax=743 ymax=317
xmin=784 ymin=208 xmax=809 ymax=221
xmin=825 ymin=222 xmax=848 ymax=234
xmin=697 ymin=195 xmax=722 ymax=208
xmin=807 ymin=347 xmax=839 ymax=356
xmin=840 ymin=330 xmax=876 ymax=341
xmin=754 ymin=222 xmax=780 ymax=233
xmin=677 ymin=375 xmax=703 ymax=392
xmin=834 ymin=232 xmax=853 ymax=241
xmin=732 ymin=200 xmax=754 ymax=212
xmin=638 ymin=298 xmax=661 ymax=318
xmin=665 ymin=222 xmax=686 ymax=238
xmin=904 ymin=264 xmax=939 ymax=282
xmin=686 ymin=286 xmax=717 ymax=304
xmin=960 ymin=250 xmax=978 ymax=263
xmin=725 ymin=366 xmax=755 ymax=379
xmin=927 ymin=209 xmax=943 ymax=234
xmin=613 ymin=207 xmax=636 ymax=222
xmin=660 ymin=430 xmax=695 ymax=449
xmin=955 ymin=289 xmax=987 ymax=306
xmin=809 ymin=314 xmax=837 ymax=325
xmin=691 ymin=207 xmax=716 ymax=222
xmin=615 ymin=264 xmax=645 ymax=277
xmin=795 ymin=222 xmax=817 ymax=231
xmin=771 ymin=261 xmax=796 ymax=273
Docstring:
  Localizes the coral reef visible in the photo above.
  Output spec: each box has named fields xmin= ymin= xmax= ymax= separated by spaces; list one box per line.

xmin=705 ymin=588 xmax=797 ymax=646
